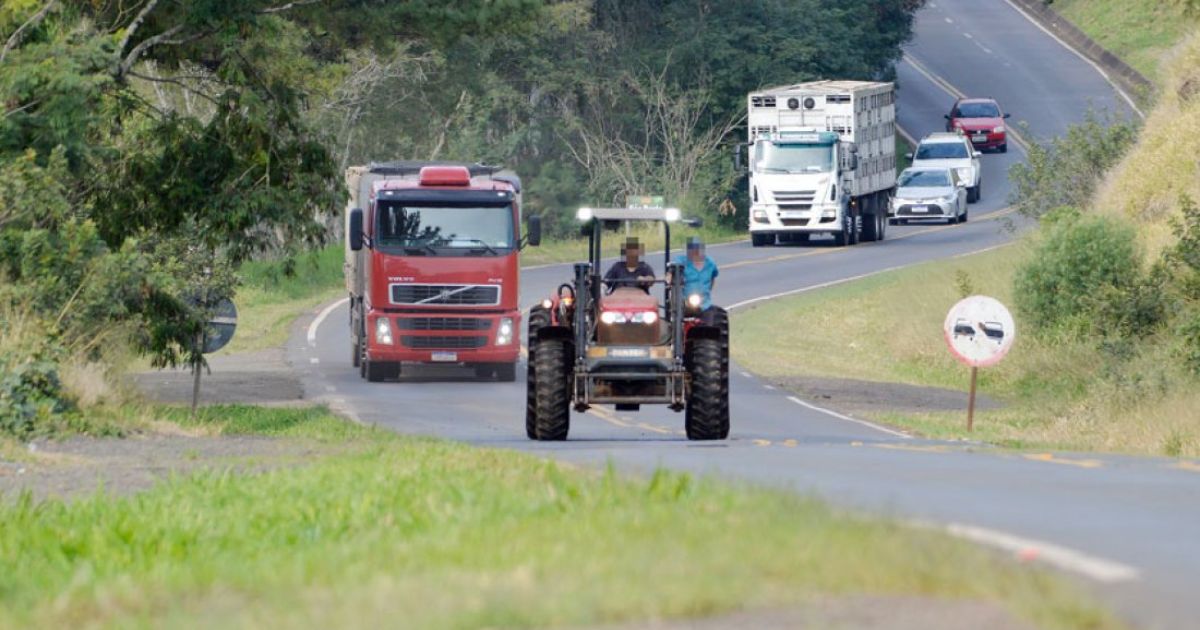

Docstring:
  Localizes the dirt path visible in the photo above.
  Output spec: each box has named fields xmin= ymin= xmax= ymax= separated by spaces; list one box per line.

xmin=769 ymin=375 xmax=1001 ymax=418
xmin=129 ymin=347 xmax=307 ymax=407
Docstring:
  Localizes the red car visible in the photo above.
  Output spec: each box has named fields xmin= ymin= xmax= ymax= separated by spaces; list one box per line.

xmin=945 ymin=98 xmax=1011 ymax=153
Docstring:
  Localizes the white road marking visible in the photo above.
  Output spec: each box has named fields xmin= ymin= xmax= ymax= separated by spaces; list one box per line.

xmin=309 ymin=357 xmax=320 ymax=364
xmin=763 ymin=384 xmax=775 ymax=391
xmin=963 ymin=32 xmax=973 ymax=39
xmin=786 ymin=396 xmax=911 ymax=440
xmin=324 ymin=385 xmax=337 ymax=393
xmin=938 ymin=522 xmax=1141 ymax=583
xmin=1000 ymin=0 xmax=1144 ymax=119
xmin=728 ymin=265 xmax=908 ymax=311
xmin=309 ymin=297 xmax=349 ymax=347
xmin=740 ymin=371 xmax=753 ymax=378
xmin=944 ymin=17 xmax=953 ymax=23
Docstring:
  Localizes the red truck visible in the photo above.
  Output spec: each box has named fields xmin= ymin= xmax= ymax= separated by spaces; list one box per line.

xmin=345 ymin=161 xmax=541 ymax=382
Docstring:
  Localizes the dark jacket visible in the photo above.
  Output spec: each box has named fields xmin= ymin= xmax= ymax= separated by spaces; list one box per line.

xmin=604 ymin=261 xmax=655 ymax=293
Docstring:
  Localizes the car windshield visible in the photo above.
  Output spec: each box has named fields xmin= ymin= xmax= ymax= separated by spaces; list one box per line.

xmin=898 ymin=170 xmax=951 ymax=187
xmin=955 ymin=102 xmax=1001 ymax=118
xmin=376 ymin=202 xmax=514 ymax=253
xmin=915 ymin=142 xmax=969 ymax=159
xmin=754 ymin=141 xmax=834 ymax=174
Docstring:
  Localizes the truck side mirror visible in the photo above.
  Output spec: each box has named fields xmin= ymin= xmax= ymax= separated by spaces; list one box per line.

xmin=733 ymin=144 xmax=745 ymax=173
xmin=904 ymin=152 xmax=913 ymax=160
xmin=349 ymin=208 xmax=364 ymax=251
xmin=684 ymin=218 xmax=704 ymax=228
xmin=526 ymin=215 xmax=542 ymax=248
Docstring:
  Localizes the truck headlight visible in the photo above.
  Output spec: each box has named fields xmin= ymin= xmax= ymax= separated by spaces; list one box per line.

xmin=375 ymin=318 xmax=394 ymax=345
xmin=752 ymin=210 xmax=767 ymax=222
xmin=496 ymin=317 xmax=514 ymax=346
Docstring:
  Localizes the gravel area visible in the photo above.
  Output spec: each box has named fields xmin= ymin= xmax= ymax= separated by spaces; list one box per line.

xmin=771 ymin=375 xmax=1002 ymax=417
xmin=129 ymin=347 xmax=306 ymax=407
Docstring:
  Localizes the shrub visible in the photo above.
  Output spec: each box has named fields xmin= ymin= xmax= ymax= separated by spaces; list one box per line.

xmin=1015 ymin=214 xmax=1153 ymax=337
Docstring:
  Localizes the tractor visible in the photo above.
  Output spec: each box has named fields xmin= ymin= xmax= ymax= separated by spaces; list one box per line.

xmin=525 ymin=207 xmax=730 ymax=441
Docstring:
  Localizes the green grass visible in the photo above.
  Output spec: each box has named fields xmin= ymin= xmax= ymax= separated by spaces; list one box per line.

xmin=0 ymin=405 xmax=1113 ymax=630
xmin=731 ymin=243 xmax=1200 ymax=456
xmin=1052 ymin=0 xmax=1196 ymax=83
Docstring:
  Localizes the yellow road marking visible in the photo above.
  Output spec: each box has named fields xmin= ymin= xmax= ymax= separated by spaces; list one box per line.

xmin=783 ymin=439 xmax=798 ymax=448
xmin=903 ymin=53 xmax=1031 ymax=153
xmin=586 ymin=407 xmax=633 ymax=428
xmin=753 ymin=439 xmax=772 ymax=447
xmin=1023 ymin=453 xmax=1104 ymax=469
xmin=1173 ymin=461 xmax=1200 ymax=474
xmin=873 ymin=443 xmax=951 ymax=454
xmin=636 ymin=422 xmax=672 ymax=435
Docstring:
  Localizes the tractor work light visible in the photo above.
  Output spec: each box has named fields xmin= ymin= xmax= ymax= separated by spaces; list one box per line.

xmin=496 ymin=317 xmax=514 ymax=346
xmin=375 ymin=318 xmax=394 ymax=345
xmin=541 ymin=298 xmax=553 ymax=309
xmin=664 ymin=207 xmax=681 ymax=222
xmin=577 ymin=207 xmax=594 ymax=222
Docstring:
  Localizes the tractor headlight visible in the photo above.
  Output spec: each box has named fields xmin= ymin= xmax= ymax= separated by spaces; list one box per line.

xmin=375 ymin=318 xmax=394 ymax=345
xmin=496 ymin=317 xmax=514 ymax=346
xmin=632 ymin=311 xmax=658 ymax=325
xmin=600 ymin=311 xmax=627 ymax=325
xmin=687 ymin=294 xmax=703 ymax=308
xmin=540 ymin=298 xmax=552 ymax=309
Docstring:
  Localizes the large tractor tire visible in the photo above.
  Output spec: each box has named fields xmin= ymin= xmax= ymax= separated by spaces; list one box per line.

xmin=685 ymin=338 xmax=729 ymax=440
xmin=525 ymin=306 xmax=550 ymax=439
xmin=531 ymin=337 xmax=572 ymax=441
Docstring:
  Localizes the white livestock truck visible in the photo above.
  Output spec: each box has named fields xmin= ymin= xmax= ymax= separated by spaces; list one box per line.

xmin=744 ymin=80 xmax=897 ymax=246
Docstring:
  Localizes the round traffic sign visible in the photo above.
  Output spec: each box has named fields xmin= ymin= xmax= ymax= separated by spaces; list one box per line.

xmin=943 ymin=295 xmax=1015 ymax=368
xmin=202 ymin=298 xmax=238 ymax=354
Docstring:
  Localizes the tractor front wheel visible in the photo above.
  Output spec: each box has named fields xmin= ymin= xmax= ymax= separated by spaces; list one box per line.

xmin=685 ymin=338 xmax=729 ymax=440
xmin=531 ymin=337 xmax=572 ymax=440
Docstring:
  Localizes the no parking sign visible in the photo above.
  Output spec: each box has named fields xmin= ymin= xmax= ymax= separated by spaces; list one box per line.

xmin=943 ymin=296 xmax=1016 ymax=430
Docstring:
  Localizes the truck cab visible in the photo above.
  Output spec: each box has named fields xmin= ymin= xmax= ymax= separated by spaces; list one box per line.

xmin=748 ymin=130 xmax=850 ymax=242
xmin=346 ymin=162 xmax=540 ymax=382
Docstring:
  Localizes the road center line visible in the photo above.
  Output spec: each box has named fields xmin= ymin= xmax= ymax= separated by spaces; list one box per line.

xmin=786 ymin=396 xmax=911 ymax=440
xmin=902 ymin=53 xmax=1030 ymax=153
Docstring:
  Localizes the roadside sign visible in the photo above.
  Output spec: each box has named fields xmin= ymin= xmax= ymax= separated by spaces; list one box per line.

xmin=202 ymin=298 xmax=238 ymax=354
xmin=943 ymin=295 xmax=1015 ymax=368
xmin=626 ymin=195 xmax=665 ymax=210
xmin=943 ymin=296 xmax=1015 ymax=431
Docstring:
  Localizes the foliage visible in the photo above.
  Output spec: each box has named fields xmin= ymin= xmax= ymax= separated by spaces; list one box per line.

xmin=0 ymin=333 xmax=69 ymax=439
xmin=1014 ymin=212 xmax=1157 ymax=338
xmin=1007 ymin=110 xmax=1139 ymax=220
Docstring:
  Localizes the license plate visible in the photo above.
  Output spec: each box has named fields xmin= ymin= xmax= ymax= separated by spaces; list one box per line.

xmin=972 ymin=134 xmax=987 ymax=143
xmin=431 ymin=351 xmax=458 ymax=362
xmin=911 ymin=205 xmax=930 ymax=214
xmin=609 ymin=347 xmax=649 ymax=358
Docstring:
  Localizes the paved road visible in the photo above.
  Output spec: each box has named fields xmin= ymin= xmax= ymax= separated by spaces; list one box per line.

xmin=289 ymin=2 xmax=1188 ymax=628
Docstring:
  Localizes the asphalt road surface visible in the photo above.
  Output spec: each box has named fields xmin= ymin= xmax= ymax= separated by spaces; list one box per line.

xmin=290 ymin=2 xmax=1192 ymax=628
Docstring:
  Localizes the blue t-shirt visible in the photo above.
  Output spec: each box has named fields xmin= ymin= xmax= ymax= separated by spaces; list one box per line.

xmin=675 ymin=255 xmax=719 ymax=310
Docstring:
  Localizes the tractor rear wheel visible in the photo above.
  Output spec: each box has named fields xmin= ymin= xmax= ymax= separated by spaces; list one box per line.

xmin=532 ymin=337 xmax=571 ymax=440
xmin=685 ymin=338 xmax=729 ymax=440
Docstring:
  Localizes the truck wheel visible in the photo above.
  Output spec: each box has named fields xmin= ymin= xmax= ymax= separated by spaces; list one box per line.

xmin=861 ymin=212 xmax=881 ymax=242
xmin=685 ymin=338 xmax=729 ymax=440
xmin=751 ymin=233 xmax=773 ymax=247
xmin=532 ymin=337 xmax=572 ymax=440
xmin=351 ymin=339 xmax=361 ymax=368
xmin=834 ymin=211 xmax=857 ymax=246
xmin=526 ymin=306 xmax=550 ymax=439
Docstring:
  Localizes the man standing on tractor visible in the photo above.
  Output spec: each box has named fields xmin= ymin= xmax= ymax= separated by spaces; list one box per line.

xmin=604 ymin=237 xmax=656 ymax=294
xmin=673 ymin=237 xmax=720 ymax=324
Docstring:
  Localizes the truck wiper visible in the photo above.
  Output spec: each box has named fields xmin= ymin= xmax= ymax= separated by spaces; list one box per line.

xmin=458 ymin=239 xmax=499 ymax=256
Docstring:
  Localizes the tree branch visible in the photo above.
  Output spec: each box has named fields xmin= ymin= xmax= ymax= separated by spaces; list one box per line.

xmin=259 ymin=0 xmax=323 ymax=15
xmin=118 ymin=23 xmax=183 ymax=78
xmin=0 ymin=0 xmax=57 ymax=65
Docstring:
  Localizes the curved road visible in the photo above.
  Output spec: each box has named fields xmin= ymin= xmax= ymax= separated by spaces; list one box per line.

xmin=289 ymin=2 xmax=1187 ymax=627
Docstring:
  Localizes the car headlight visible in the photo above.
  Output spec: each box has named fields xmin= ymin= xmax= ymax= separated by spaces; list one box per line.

xmin=955 ymin=167 xmax=973 ymax=181
xmin=600 ymin=311 xmax=626 ymax=325
xmin=993 ymin=126 xmax=1005 ymax=133
xmin=496 ymin=317 xmax=514 ymax=346
xmin=375 ymin=318 xmax=394 ymax=345
xmin=943 ymin=193 xmax=959 ymax=203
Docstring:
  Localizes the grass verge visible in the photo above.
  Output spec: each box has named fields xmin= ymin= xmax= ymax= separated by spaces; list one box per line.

xmin=0 ymin=404 xmax=1114 ymax=630
xmin=1051 ymin=0 xmax=1196 ymax=83
xmin=731 ymin=244 xmax=1200 ymax=456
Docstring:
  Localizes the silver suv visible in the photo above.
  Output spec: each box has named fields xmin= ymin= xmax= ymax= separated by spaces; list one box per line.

xmin=908 ymin=132 xmax=982 ymax=203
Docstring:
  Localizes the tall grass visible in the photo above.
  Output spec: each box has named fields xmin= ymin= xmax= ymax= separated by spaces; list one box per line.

xmin=0 ymin=407 xmax=1114 ymax=629
xmin=1053 ymin=0 xmax=1196 ymax=82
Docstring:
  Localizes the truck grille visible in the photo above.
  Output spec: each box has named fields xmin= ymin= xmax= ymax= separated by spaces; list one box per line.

xmin=397 ymin=317 xmax=492 ymax=331
xmin=402 ymin=336 xmax=489 ymax=350
xmin=390 ymin=284 xmax=500 ymax=306
xmin=774 ymin=190 xmax=816 ymax=203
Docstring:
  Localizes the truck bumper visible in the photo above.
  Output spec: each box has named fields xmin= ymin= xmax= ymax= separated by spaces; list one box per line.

xmin=750 ymin=204 xmax=844 ymax=234
xmin=364 ymin=311 xmax=521 ymax=365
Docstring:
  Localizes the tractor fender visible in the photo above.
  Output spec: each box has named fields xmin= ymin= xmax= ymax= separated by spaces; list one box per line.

xmin=685 ymin=325 xmax=723 ymax=342
xmin=536 ymin=325 xmax=574 ymax=343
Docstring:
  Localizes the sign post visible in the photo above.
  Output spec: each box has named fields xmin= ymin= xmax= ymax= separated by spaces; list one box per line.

xmin=943 ymin=296 xmax=1015 ymax=431
xmin=189 ymin=297 xmax=239 ymax=416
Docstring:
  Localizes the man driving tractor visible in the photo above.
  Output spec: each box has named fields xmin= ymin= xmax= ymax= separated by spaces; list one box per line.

xmin=604 ymin=237 xmax=656 ymax=293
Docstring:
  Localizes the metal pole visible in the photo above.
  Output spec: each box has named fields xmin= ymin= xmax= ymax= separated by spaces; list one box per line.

xmin=967 ymin=366 xmax=978 ymax=432
xmin=191 ymin=334 xmax=203 ymax=418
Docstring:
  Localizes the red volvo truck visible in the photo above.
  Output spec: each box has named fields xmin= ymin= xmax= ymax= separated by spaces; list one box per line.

xmin=345 ymin=161 xmax=541 ymax=382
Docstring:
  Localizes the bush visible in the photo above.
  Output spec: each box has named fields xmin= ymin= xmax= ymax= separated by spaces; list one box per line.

xmin=0 ymin=308 xmax=73 ymax=439
xmin=1015 ymin=214 xmax=1157 ymax=337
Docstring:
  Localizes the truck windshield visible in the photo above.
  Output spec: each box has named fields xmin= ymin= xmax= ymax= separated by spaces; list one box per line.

xmin=376 ymin=202 xmax=514 ymax=254
xmin=754 ymin=142 xmax=834 ymax=174
xmin=915 ymin=142 xmax=968 ymax=159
